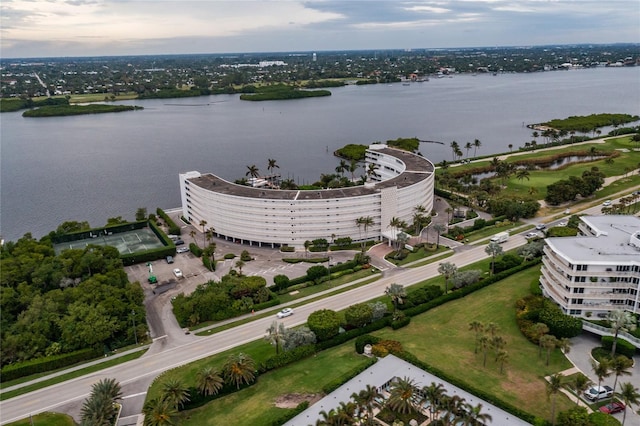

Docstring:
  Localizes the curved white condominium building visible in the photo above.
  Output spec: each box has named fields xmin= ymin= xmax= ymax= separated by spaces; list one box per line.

xmin=179 ymin=145 xmax=435 ymax=249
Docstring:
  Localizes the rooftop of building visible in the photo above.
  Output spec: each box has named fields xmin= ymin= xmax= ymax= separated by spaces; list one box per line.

xmin=185 ymin=146 xmax=434 ymax=200
xmin=546 ymin=215 xmax=640 ymax=265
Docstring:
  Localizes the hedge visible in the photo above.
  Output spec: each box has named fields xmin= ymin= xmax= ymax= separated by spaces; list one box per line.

xmin=268 ymin=401 xmax=310 ymax=426
xmin=156 ymin=208 xmax=181 ymax=235
xmin=261 ymin=344 xmax=316 ymax=371
xmin=1 ymin=347 xmax=102 ymax=382
xmin=190 ymin=243 xmax=203 ymax=257
xmin=253 ymin=297 xmax=281 ymax=312
xmin=120 ymin=220 xmax=175 ymax=266
xmin=390 ymin=316 xmax=411 ymax=330
xmin=601 ymin=336 xmax=637 ymax=358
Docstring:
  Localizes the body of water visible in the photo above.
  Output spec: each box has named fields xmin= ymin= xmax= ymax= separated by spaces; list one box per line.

xmin=1 ymin=66 xmax=639 ymax=241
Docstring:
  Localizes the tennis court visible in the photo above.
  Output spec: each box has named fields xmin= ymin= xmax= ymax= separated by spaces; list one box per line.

xmin=53 ymin=228 xmax=166 ymax=255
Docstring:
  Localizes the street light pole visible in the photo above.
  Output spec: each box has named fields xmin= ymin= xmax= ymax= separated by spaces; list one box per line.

xmin=132 ymin=310 xmax=138 ymax=345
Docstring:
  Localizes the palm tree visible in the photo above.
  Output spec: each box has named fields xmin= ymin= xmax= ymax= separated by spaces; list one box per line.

xmin=422 ymin=382 xmax=446 ymax=421
xmin=607 ymin=309 xmax=637 ymax=358
xmin=335 ymin=159 xmax=348 ymax=176
xmin=267 ymin=158 xmax=279 ymax=177
xmin=572 ymin=373 xmax=591 ymax=405
xmin=592 ymin=358 xmax=612 ymax=394
xmin=189 ymin=229 xmax=197 ymax=247
xmin=450 ymin=140 xmax=459 ymax=161
xmin=473 ymin=139 xmax=481 ymax=158
xmin=161 ymin=378 xmax=190 ymax=409
xmin=385 ymin=283 xmax=406 ymax=313
xmin=304 ymin=240 xmax=311 ymax=258
xmin=92 ymin=377 xmax=122 ymax=404
xmin=516 ymin=169 xmax=530 ymax=183
xmin=235 ymin=259 xmax=245 ymax=275
xmin=618 ymin=382 xmax=640 ymax=426
xmin=496 ymin=350 xmax=509 ymax=374
xmin=142 ymin=397 xmax=177 ymax=426
xmin=508 ymin=143 xmax=513 ymax=152
xmin=265 ymin=320 xmax=287 ymax=355
xmin=546 ymin=373 xmax=563 ymax=425
xmin=245 ymin=164 xmax=260 ymax=180
xmin=439 ymin=394 xmax=467 ymax=425
xmin=433 ymin=223 xmax=447 ymax=248
xmin=356 ymin=216 xmax=374 ymax=254
xmin=366 ymin=162 xmax=380 ymax=180
xmin=479 ymin=335 xmax=490 ymax=367
xmin=196 ymin=367 xmax=224 ymax=396
xmin=334 ymin=401 xmax=357 ymax=425
xmin=484 ymin=241 xmax=503 ymax=275
xmin=438 ymin=261 xmax=457 ymax=294
xmin=540 ymin=334 xmax=558 ymax=366
xmin=351 ymin=384 xmax=381 ymax=425
xmin=199 ymin=219 xmax=208 ymax=248
xmin=81 ymin=394 xmax=114 ymax=426
xmin=464 ymin=141 xmax=472 ymax=158
xmin=532 ymin=322 xmax=549 ymax=357
xmin=348 ymin=159 xmax=359 ymax=181
xmin=491 ymin=335 xmax=507 ymax=361
xmin=387 ymin=376 xmax=417 ymax=415
xmin=468 ymin=321 xmax=484 ymax=354
xmin=463 ymin=402 xmax=492 ymax=426
xmin=610 ymin=355 xmax=633 ymax=402
xmin=223 ymin=352 xmax=256 ymax=389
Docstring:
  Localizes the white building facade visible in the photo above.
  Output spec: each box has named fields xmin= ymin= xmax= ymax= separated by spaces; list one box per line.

xmin=179 ymin=145 xmax=435 ymax=249
xmin=540 ymin=215 xmax=640 ymax=317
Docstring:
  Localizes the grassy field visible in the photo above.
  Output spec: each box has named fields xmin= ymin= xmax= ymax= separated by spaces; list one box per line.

xmin=373 ymin=266 xmax=574 ymax=422
xmin=6 ymin=412 xmax=76 ymax=426
xmin=145 ymin=340 xmax=369 ymax=426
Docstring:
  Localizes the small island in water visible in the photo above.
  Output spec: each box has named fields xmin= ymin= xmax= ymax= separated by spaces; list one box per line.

xmin=23 ymin=104 xmax=143 ymax=117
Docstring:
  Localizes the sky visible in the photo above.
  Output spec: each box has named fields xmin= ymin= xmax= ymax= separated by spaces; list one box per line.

xmin=1 ymin=0 xmax=639 ymax=58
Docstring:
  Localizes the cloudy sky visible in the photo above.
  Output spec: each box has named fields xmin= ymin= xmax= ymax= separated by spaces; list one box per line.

xmin=1 ymin=0 xmax=638 ymax=58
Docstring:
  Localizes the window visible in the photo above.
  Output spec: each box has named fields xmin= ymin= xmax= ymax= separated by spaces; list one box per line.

xmin=576 ymin=264 xmax=588 ymax=271
xmin=573 ymin=287 xmax=584 ymax=294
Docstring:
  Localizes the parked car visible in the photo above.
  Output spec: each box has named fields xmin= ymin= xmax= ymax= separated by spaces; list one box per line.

xmin=602 ymin=200 xmax=612 ymax=206
xmin=173 ymin=268 xmax=183 ymax=278
xmin=176 ymin=247 xmax=189 ymax=254
xmin=166 ymin=255 xmax=174 ymax=264
xmin=584 ymin=385 xmax=614 ymax=401
xmin=599 ymin=401 xmax=625 ymax=414
xmin=175 ymin=239 xmax=185 ymax=245
xmin=276 ymin=308 xmax=293 ymax=318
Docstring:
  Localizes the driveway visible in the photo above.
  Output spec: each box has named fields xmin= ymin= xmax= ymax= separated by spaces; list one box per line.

xmin=566 ymin=333 xmax=640 ymax=424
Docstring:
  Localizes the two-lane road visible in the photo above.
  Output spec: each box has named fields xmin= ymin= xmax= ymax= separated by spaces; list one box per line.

xmin=0 ymin=236 xmax=528 ymax=424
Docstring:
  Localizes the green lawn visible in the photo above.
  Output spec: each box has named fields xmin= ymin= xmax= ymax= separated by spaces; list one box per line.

xmin=373 ymin=266 xmax=575 ymax=422
xmin=151 ymin=343 xmax=370 ymax=426
xmin=6 ymin=412 xmax=76 ymax=426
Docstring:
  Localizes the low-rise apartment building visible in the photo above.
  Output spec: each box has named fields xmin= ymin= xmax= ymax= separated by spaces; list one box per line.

xmin=540 ymin=215 xmax=640 ymax=317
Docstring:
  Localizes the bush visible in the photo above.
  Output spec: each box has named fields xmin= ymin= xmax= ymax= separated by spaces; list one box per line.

xmin=557 ymin=407 xmax=590 ymax=426
xmin=539 ymin=302 xmax=583 ymax=338
xmin=273 ymin=274 xmax=290 ymax=291
xmin=588 ymin=411 xmax=622 ymax=426
xmin=390 ymin=316 xmax=411 ymax=330
xmin=280 ymin=245 xmax=295 ymax=252
xmin=344 ymin=303 xmax=373 ymax=329
xmin=283 ymin=327 xmax=317 ymax=352
xmin=240 ymin=250 xmax=252 ymax=261
xmin=224 ymin=253 xmax=236 ymax=260
xmin=307 ymin=309 xmax=341 ymax=341
xmin=355 ymin=334 xmax=382 ymax=354
xmin=262 ymin=344 xmax=316 ymax=371
xmin=190 ymin=243 xmax=203 ymax=257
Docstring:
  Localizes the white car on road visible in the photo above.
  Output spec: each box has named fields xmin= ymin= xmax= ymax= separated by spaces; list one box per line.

xmin=276 ymin=308 xmax=293 ymax=318
xmin=173 ymin=268 xmax=183 ymax=278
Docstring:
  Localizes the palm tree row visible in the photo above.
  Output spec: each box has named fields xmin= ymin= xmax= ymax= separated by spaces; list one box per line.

xmin=143 ymin=352 xmax=256 ymax=425
xmin=314 ymin=378 xmax=492 ymax=425
xmin=468 ymin=321 xmax=509 ymax=372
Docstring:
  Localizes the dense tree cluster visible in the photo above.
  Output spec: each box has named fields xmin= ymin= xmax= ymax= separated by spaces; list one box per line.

xmin=0 ymin=234 xmax=145 ymax=366
xmin=171 ymin=274 xmax=273 ymax=327
xmin=545 ymin=167 xmax=605 ymax=205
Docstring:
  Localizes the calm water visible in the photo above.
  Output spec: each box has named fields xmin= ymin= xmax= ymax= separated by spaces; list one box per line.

xmin=1 ymin=67 xmax=639 ymax=241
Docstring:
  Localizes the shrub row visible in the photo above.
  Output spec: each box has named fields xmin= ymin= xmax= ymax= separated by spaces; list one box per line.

xmin=51 ymin=220 xmax=148 ymax=244
xmin=268 ymin=401 xmax=310 ymax=426
xmin=261 ymin=344 xmax=317 ymax=371
xmin=253 ymin=297 xmax=281 ymax=312
xmin=283 ymin=257 xmax=328 ymax=264
xmin=601 ymin=336 xmax=637 ymax=358
xmin=390 ymin=316 xmax=411 ymax=330
xmin=1 ymin=347 xmax=102 ymax=383
xmin=156 ymin=208 xmax=181 ymax=235
xmin=189 ymin=243 xmax=203 ymax=257
xmin=120 ymin=221 xmax=176 ymax=266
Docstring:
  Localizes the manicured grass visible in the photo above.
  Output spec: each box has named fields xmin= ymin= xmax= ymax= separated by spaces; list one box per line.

xmin=5 ymin=412 xmax=76 ymax=426
xmin=372 ymin=266 xmax=574 ymax=422
xmin=0 ymin=351 xmax=146 ymax=401
xmin=149 ymin=342 xmax=370 ymax=426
